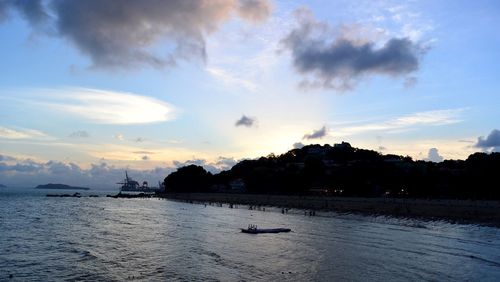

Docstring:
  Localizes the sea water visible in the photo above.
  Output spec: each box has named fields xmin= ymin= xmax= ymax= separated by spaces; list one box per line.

xmin=1 ymin=187 xmax=499 ymax=281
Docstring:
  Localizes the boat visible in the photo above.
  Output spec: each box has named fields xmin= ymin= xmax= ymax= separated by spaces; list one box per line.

xmin=241 ymin=224 xmax=291 ymax=234
xmin=117 ymin=171 xmax=163 ymax=193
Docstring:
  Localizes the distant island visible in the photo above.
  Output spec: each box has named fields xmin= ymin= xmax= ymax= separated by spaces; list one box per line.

xmin=35 ymin=183 xmax=90 ymax=190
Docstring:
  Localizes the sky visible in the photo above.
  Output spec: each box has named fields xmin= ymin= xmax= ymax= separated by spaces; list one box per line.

xmin=1 ymin=0 xmax=499 ymax=188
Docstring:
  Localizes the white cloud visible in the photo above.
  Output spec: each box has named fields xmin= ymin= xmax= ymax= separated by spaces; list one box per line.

xmin=0 ymin=126 xmax=47 ymax=139
xmin=354 ymin=3 xmax=436 ymax=55
xmin=424 ymin=148 xmax=444 ymax=162
xmin=205 ymin=7 xmax=293 ymax=93
xmin=36 ymin=87 xmax=177 ymax=124
xmin=173 ymin=156 xmax=238 ymax=173
xmin=330 ymin=109 xmax=463 ymax=137
xmin=395 ymin=109 xmax=461 ymax=125
xmin=206 ymin=67 xmax=257 ymax=91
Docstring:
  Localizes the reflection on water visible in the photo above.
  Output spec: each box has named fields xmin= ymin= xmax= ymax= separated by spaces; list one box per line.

xmin=1 ymin=188 xmax=499 ymax=281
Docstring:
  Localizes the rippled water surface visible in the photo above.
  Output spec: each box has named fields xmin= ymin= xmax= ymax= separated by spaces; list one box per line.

xmin=1 ymin=188 xmax=499 ymax=281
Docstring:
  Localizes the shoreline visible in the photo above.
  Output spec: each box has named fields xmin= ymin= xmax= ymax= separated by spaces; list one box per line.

xmin=157 ymin=193 xmax=500 ymax=227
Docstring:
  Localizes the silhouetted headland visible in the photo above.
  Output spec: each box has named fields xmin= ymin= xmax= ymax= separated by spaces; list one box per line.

xmin=162 ymin=142 xmax=500 ymax=200
xmin=36 ymin=183 xmax=90 ymax=190
xmin=155 ymin=142 xmax=500 ymax=225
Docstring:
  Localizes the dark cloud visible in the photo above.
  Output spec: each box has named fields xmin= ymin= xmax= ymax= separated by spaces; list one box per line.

xmin=475 ymin=129 xmax=500 ymax=152
xmin=135 ymin=137 xmax=145 ymax=143
xmin=281 ymin=9 xmax=426 ymax=90
xmin=0 ymin=1 xmax=8 ymax=21
xmin=1 ymin=0 xmax=271 ymax=69
xmin=237 ymin=0 xmax=271 ymax=22
xmin=378 ymin=146 xmax=387 ymax=151
xmin=142 ymin=155 xmax=149 ymax=161
xmin=303 ymin=126 xmax=327 ymax=140
xmin=12 ymin=0 xmax=48 ymax=26
xmin=0 ymin=0 xmax=48 ymax=26
xmin=69 ymin=130 xmax=90 ymax=138
xmin=293 ymin=142 xmax=304 ymax=149
xmin=235 ymin=115 xmax=256 ymax=127
xmin=424 ymin=148 xmax=443 ymax=162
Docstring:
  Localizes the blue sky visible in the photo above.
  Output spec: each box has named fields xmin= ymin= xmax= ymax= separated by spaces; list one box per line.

xmin=0 ymin=0 xmax=499 ymax=187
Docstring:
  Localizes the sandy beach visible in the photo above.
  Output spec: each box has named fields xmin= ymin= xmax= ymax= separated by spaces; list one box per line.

xmin=161 ymin=193 xmax=500 ymax=226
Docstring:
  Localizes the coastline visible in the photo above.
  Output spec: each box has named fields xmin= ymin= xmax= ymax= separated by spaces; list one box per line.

xmin=159 ymin=193 xmax=500 ymax=227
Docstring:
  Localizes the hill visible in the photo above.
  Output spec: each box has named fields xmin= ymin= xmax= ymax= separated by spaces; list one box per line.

xmin=163 ymin=142 xmax=500 ymax=200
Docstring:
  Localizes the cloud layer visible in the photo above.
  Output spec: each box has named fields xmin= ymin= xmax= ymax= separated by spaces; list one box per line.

xmin=330 ymin=109 xmax=463 ymax=137
xmin=475 ymin=129 xmax=500 ymax=152
xmin=0 ymin=155 xmax=237 ymax=188
xmin=1 ymin=0 xmax=271 ymax=69
xmin=281 ymin=8 xmax=426 ymax=90
xmin=0 ymin=126 xmax=47 ymax=139
xmin=0 ymin=156 xmax=172 ymax=189
xmin=34 ymin=87 xmax=176 ymax=124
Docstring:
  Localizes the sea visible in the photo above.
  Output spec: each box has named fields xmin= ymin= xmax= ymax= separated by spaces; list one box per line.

xmin=1 ymin=187 xmax=499 ymax=281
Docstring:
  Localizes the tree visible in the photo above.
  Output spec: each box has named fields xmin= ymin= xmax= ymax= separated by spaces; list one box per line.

xmin=163 ymin=165 xmax=212 ymax=193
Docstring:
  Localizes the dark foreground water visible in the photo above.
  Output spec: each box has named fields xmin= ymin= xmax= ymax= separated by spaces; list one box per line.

xmin=1 ymin=188 xmax=499 ymax=281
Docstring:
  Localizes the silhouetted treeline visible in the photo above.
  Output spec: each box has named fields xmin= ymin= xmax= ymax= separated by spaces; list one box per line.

xmin=163 ymin=165 xmax=212 ymax=193
xmin=163 ymin=142 xmax=500 ymax=200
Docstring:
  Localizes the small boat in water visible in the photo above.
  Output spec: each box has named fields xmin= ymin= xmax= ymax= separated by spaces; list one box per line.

xmin=241 ymin=224 xmax=291 ymax=234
